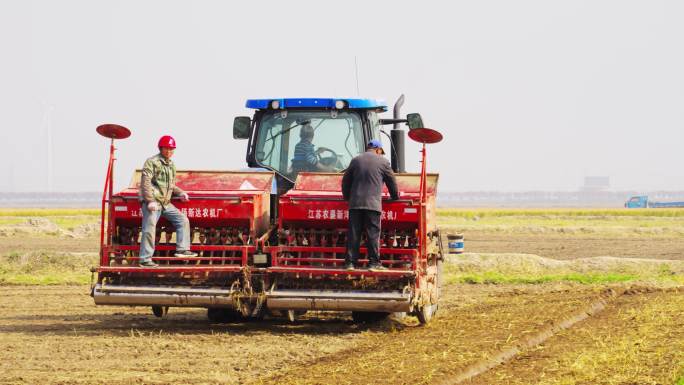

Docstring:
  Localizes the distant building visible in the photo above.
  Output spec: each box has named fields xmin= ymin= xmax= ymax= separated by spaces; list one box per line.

xmin=581 ymin=176 xmax=610 ymax=192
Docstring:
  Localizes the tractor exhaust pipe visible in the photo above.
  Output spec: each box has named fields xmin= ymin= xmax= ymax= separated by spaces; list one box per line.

xmin=391 ymin=94 xmax=406 ymax=173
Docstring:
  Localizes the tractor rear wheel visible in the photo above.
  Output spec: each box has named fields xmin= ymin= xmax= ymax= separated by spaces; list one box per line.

xmin=351 ymin=311 xmax=390 ymax=324
xmin=151 ymin=306 xmax=168 ymax=318
xmin=207 ymin=308 xmax=244 ymax=323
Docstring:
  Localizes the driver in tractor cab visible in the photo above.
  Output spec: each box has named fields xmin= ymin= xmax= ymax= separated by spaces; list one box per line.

xmin=291 ymin=123 xmax=335 ymax=173
xmin=138 ymin=135 xmax=198 ymax=267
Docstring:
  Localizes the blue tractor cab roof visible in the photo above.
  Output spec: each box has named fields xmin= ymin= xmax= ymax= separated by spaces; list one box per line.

xmin=246 ymin=98 xmax=387 ymax=111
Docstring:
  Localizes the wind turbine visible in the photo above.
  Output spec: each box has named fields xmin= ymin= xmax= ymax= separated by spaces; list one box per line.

xmin=41 ymin=104 xmax=55 ymax=192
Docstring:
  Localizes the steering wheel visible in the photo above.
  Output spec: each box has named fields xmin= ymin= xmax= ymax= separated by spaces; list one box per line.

xmin=316 ymin=147 xmax=342 ymax=169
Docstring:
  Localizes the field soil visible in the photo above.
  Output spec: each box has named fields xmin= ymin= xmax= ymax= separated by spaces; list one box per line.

xmin=4 ymin=231 xmax=684 ymax=261
xmin=471 ymin=288 xmax=684 ymax=385
xmin=0 ymin=284 xmax=610 ymax=384
xmin=3 ymin=232 xmax=683 ymax=260
xmin=1 ymin=212 xmax=683 ymax=384
xmin=0 ymin=284 xmax=681 ymax=385
xmin=463 ymin=231 xmax=684 ymax=260
xmin=0 ymin=236 xmax=98 ymax=254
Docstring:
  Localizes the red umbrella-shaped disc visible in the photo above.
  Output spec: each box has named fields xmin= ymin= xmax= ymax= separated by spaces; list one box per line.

xmin=408 ymin=127 xmax=442 ymax=144
xmin=96 ymin=124 xmax=131 ymax=139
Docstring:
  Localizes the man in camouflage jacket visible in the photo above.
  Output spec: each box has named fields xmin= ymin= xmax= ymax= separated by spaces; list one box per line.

xmin=138 ymin=135 xmax=197 ymax=267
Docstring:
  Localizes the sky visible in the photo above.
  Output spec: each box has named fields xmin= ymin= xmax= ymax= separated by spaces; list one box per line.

xmin=0 ymin=0 xmax=683 ymax=193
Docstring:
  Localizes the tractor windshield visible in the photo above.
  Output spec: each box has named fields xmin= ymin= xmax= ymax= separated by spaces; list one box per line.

xmin=254 ymin=110 xmax=365 ymax=181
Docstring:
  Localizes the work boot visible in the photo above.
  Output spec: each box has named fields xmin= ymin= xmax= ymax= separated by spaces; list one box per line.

xmin=139 ymin=259 xmax=158 ymax=267
xmin=174 ymin=250 xmax=198 ymax=258
xmin=344 ymin=262 xmax=355 ymax=271
xmin=368 ymin=263 xmax=387 ymax=272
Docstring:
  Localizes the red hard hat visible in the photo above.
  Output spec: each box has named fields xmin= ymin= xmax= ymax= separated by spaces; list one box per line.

xmin=158 ymin=135 xmax=176 ymax=149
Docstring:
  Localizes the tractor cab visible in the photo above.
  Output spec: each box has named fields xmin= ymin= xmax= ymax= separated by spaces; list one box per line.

xmin=233 ymin=97 xmax=423 ymax=193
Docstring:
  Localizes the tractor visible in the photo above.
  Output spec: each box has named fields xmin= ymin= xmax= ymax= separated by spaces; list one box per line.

xmin=92 ymin=96 xmax=443 ymax=324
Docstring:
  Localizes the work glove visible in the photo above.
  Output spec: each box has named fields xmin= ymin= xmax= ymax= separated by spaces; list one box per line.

xmin=147 ymin=201 xmax=161 ymax=211
xmin=180 ymin=192 xmax=190 ymax=202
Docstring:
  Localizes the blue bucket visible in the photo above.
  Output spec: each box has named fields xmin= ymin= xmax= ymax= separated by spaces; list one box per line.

xmin=447 ymin=234 xmax=464 ymax=254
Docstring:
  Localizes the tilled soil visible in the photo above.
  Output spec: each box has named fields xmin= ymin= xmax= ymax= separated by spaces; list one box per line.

xmin=3 ymin=232 xmax=682 ymax=261
xmin=470 ymin=288 xmax=684 ymax=385
xmin=255 ymin=285 xmax=618 ymax=385
xmin=464 ymin=232 xmax=684 ymax=260
xmin=3 ymin=230 xmax=682 ymax=260
xmin=1 ymin=231 xmax=683 ymax=384
xmin=0 ymin=286 xmax=367 ymax=384
xmin=0 ymin=284 xmax=643 ymax=385
xmin=0 ymin=235 xmax=98 ymax=254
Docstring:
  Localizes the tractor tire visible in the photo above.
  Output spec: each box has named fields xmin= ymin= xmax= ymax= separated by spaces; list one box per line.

xmin=351 ymin=311 xmax=390 ymax=324
xmin=151 ymin=306 xmax=168 ymax=318
xmin=207 ymin=308 xmax=244 ymax=323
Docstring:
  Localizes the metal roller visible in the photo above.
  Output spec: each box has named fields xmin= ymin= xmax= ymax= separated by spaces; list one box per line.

xmin=266 ymin=289 xmax=411 ymax=312
xmin=92 ymin=284 xmax=240 ymax=307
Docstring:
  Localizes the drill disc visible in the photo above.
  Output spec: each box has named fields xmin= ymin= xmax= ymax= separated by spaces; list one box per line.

xmin=96 ymin=124 xmax=131 ymax=139
xmin=408 ymin=127 xmax=442 ymax=144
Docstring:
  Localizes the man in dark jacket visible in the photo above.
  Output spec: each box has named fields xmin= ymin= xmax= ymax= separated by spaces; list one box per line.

xmin=341 ymin=139 xmax=399 ymax=271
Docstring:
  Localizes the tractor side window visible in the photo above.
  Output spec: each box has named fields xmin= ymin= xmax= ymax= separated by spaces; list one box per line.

xmin=254 ymin=116 xmax=283 ymax=172
xmin=367 ymin=111 xmax=381 ymax=140
xmin=254 ymin=111 xmax=365 ymax=181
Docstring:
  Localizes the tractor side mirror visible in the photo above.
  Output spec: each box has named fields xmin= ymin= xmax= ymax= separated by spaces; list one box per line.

xmin=233 ymin=116 xmax=251 ymax=139
xmin=406 ymin=113 xmax=424 ymax=129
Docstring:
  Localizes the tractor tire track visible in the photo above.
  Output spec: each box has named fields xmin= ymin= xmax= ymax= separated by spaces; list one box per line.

xmin=468 ymin=286 xmax=684 ymax=385
xmin=255 ymin=285 xmax=618 ymax=385
xmin=436 ymin=288 xmax=620 ymax=385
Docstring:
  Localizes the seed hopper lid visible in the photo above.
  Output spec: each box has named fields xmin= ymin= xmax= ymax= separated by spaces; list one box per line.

xmin=408 ymin=128 xmax=442 ymax=144
xmin=96 ymin=124 xmax=131 ymax=140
